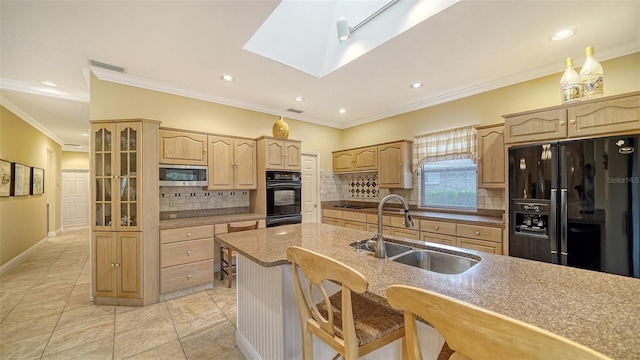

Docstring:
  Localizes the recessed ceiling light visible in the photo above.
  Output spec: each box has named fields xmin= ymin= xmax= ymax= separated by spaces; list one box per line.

xmin=551 ymin=28 xmax=575 ymax=41
xmin=338 ymin=109 xmax=347 ymax=114
xmin=293 ymin=96 xmax=305 ymax=102
xmin=220 ymin=75 xmax=235 ymax=82
xmin=81 ymin=133 xmax=89 ymax=137
xmin=410 ymin=82 xmax=423 ymax=89
xmin=40 ymin=81 xmax=58 ymax=87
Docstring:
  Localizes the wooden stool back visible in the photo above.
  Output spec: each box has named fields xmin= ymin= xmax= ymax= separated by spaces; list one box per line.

xmin=220 ymin=221 xmax=259 ymax=287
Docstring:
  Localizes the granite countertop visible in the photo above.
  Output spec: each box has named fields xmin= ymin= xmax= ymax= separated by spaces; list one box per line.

xmin=216 ymin=223 xmax=640 ymax=359
xmin=159 ymin=212 xmax=265 ymax=229
xmin=321 ymin=204 xmax=504 ymax=227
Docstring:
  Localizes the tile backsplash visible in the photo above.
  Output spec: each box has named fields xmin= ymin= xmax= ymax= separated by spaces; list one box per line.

xmin=159 ymin=186 xmax=249 ymax=212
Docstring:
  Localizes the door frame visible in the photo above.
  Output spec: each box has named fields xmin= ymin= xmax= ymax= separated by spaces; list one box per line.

xmin=301 ymin=151 xmax=321 ymax=223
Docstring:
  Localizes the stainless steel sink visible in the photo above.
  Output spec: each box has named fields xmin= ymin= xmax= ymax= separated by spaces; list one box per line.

xmin=350 ymin=240 xmax=413 ymax=258
xmin=392 ymin=250 xmax=479 ymax=274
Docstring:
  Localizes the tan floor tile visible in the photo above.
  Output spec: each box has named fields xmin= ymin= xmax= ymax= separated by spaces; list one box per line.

xmin=70 ymin=283 xmax=90 ymax=297
xmin=114 ymin=318 xmax=178 ymax=360
xmin=15 ymin=284 xmax=74 ymax=309
xmin=64 ymin=292 xmax=93 ymax=312
xmin=124 ymin=339 xmax=186 ymax=360
xmin=115 ymin=305 xmax=139 ymax=315
xmin=0 ymin=274 xmax=39 ymax=290
xmin=56 ymin=304 xmax=114 ymax=329
xmin=2 ymin=299 xmax=66 ymax=325
xmin=211 ymin=347 xmax=246 ymax=360
xmin=41 ymin=337 xmax=113 ymax=360
xmin=179 ymin=321 xmax=236 ymax=360
xmin=44 ymin=316 xmax=114 ymax=356
xmin=0 ymin=333 xmax=49 ymax=360
xmin=166 ymin=292 xmax=228 ymax=338
xmin=206 ymin=284 xmax=237 ymax=304
xmin=0 ymin=313 xmax=58 ymax=343
xmin=115 ymin=302 xmax=171 ymax=334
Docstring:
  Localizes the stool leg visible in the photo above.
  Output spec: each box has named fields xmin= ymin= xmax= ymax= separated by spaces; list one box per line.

xmin=227 ymin=248 xmax=233 ymax=288
xmin=220 ymin=247 xmax=224 ymax=281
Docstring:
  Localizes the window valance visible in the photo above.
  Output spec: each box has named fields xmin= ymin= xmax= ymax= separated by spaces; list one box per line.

xmin=413 ymin=125 xmax=477 ymax=168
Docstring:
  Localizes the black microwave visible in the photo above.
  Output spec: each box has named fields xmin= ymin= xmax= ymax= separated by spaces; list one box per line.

xmin=159 ymin=164 xmax=208 ymax=186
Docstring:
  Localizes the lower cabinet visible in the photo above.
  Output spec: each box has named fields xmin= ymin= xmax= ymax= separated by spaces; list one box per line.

xmin=159 ymin=225 xmax=214 ymax=294
xmin=455 ymin=223 xmax=503 ymax=254
xmin=93 ymin=232 xmax=141 ymax=299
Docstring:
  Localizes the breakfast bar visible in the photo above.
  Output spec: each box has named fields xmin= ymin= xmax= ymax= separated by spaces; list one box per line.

xmin=217 ymin=222 xmax=640 ymax=360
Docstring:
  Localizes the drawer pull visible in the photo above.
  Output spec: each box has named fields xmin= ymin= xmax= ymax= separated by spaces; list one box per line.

xmin=569 ymin=119 xmax=576 ymax=124
xmin=475 ymin=230 xmax=480 ymax=236
xmin=111 ymin=263 xmax=115 ymax=268
xmin=187 ymin=274 xmax=192 ymax=279
xmin=186 ymin=250 xmax=192 ymax=255
xmin=186 ymin=232 xmax=191 ymax=237
xmin=115 ymin=263 xmax=120 ymax=268
xmin=434 ymin=225 xmax=439 ymax=230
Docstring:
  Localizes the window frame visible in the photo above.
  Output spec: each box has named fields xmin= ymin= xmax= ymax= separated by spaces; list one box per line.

xmin=418 ymin=158 xmax=478 ymax=211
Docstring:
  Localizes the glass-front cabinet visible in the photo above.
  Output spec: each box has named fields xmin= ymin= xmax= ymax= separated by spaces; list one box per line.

xmin=92 ymin=122 xmax=142 ymax=232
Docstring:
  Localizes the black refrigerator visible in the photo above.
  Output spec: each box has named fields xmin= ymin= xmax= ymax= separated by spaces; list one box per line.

xmin=508 ymin=135 xmax=640 ymax=278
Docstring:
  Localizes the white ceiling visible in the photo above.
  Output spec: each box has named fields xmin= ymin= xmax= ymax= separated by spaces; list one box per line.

xmin=1 ymin=0 xmax=639 ymax=152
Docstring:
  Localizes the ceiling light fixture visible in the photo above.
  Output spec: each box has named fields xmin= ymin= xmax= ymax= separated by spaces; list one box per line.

xmin=220 ymin=75 xmax=235 ymax=82
xmin=40 ymin=81 xmax=58 ymax=87
xmin=551 ymin=28 xmax=575 ymax=41
xmin=336 ymin=0 xmax=399 ymax=42
xmin=338 ymin=109 xmax=347 ymax=114
xmin=293 ymin=96 xmax=305 ymax=102
xmin=410 ymin=82 xmax=423 ymax=89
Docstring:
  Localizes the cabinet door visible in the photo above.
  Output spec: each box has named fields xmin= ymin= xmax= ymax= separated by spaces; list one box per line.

xmin=235 ymin=139 xmax=257 ymax=189
xmin=208 ymin=136 xmax=234 ymax=190
xmin=265 ymin=139 xmax=285 ymax=169
xmin=92 ymin=124 xmax=116 ymax=231
xmin=323 ymin=217 xmax=344 ymax=227
xmin=117 ymin=232 xmax=142 ymax=298
xmin=284 ymin=141 xmax=301 ymax=170
xmin=390 ymin=227 xmax=419 ymax=240
xmin=333 ymin=151 xmax=354 ymax=172
xmin=457 ymin=237 xmax=502 ymax=254
xmin=378 ymin=142 xmax=412 ymax=189
xmin=504 ymin=109 xmax=567 ymax=144
xmin=159 ymin=130 xmax=207 ymax=165
xmin=353 ymin=146 xmax=378 ymax=171
xmin=477 ymin=125 xmax=505 ymax=189
xmin=116 ymin=123 xmax=142 ymax=231
xmin=568 ymin=94 xmax=640 ymax=138
xmin=92 ymin=232 xmax=117 ymax=298
xmin=343 ymin=220 xmax=367 ymax=231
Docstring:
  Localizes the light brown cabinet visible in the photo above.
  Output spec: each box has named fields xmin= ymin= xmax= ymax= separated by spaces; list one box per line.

xmin=90 ymin=119 xmax=159 ymax=306
xmin=258 ymin=137 xmax=301 ymax=171
xmin=159 ymin=129 xmax=207 ymax=165
xmin=378 ymin=141 xmax=413 ymax=189
xmin=208 ymin=136 xmax=257 ymax=190
xmin=477 ymin=124 xmax=505 ymax=189
xmin=332 ymin=146 xmax=378 ymax=173
xmin=505 ymin=92 xmax=640 ymax=144
xmin=455 ymin=223 xmax=503 ymax=254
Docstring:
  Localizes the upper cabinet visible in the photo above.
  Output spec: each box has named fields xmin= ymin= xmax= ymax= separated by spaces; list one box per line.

xmin=378 ymin=140 xmax=413 ymax=189
xmin=257 ymin=137 xmax=301 ymax=171
xmin=208 ymin=136 xmax=257 ymax=190
xmin=333 ymin=146 xmax=378 ymax=173
xmin=159 ymin=129 xmax=207 ymax=165
xmin=505 ymin=91 xmax=640 ymax=144
xmin=477 ymin=124 xmax=505 ymax=189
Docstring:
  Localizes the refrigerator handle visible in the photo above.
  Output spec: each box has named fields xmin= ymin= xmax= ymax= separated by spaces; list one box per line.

xmin=560 ymin=189 xmax=568 ymax=265
xmin=549 ymin=189 xmax=558 ymax=264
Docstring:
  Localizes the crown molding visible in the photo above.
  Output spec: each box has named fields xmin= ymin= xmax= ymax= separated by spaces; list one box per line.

xmin=0 ymin=78 xmax=89 ymax=103
xmin=0 ymin=95 xmax=65 ymax=145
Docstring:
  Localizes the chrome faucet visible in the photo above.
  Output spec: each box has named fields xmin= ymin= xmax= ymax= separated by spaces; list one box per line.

xmin=369 ymin=194 xmax=414 ymax=258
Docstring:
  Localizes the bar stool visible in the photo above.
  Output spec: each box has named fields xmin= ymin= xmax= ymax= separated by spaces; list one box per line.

xmin=220 ymin=221 xmax=258 ymax=288
xmin=386 ymin=285 xmax=612 ymax=360
xmin=287 ymin=246 xmax=405 ymax=360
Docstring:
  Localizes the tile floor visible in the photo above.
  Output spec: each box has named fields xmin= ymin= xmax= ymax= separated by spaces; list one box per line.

xmin=0 ymin=227 xmax=246 ymax=360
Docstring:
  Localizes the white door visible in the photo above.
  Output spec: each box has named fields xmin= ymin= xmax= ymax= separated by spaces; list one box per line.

xmin=301 ymin=153 xmax=319 ymax=223
xmin=61 ymin=170 xmax=89 ymax=227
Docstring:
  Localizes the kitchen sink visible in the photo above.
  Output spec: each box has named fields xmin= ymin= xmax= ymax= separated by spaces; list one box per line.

xmin=349 ymin=240 xmax=413 ymax=258
xmin=392 ymin=250 xmax=479 ymax=275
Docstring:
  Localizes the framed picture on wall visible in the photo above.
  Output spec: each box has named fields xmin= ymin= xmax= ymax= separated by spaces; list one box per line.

xmin=0 ymin=159 xmax=10 ymax=197
xmin=11 ymin=163 xmax=31 ymax=196
xmin=31 ymin=167 xmax=44 ymax=195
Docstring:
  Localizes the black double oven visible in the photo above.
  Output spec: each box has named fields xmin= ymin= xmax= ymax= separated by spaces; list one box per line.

xmin=266 ymin=171 xmax=302 ymax=227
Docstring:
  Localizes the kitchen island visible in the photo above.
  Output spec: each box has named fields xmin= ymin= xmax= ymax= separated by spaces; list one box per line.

xmin=216 ymin=222 xmax=640 ymax=360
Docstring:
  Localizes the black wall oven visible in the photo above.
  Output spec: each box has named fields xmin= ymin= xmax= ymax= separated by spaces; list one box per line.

xmin=266 ymin=171 xmax=302 ymax=227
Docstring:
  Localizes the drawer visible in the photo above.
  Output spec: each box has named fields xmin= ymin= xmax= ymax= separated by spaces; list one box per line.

xmin=160 ymin=225 xmax=213 ymax=244
xmin=323 ymin=217 xmax=344 ymax=227
xmin=390 ymin=216 xmax=413 ymax=228
xmin=456 ymin=224 xmax=502 ymax=243
xmin=161 ymin=239 xmax=214 ymax=268
xmin=367 ymin=224 xmax=389 ymax=235
xmin=322 ymin=209 xmax=342 ymax=219
xmin=457 ymin=237 xmax=502 ymax=255
xmin=420 ymin=220 xmax=456 ymax=236
xmin=343 ymin=220 xmax=367 ymax=231
xmin=342 ymin=211 xmax=366 ymax=222
xmin=366 ymin=214 xmax=390 ymax=226
xmin=214 ymin=219 xmax=265 ymax=234
xmin=420 ymin=232 xmax=456 ymax=247
xmin=390 ymin=227 xmax=419 ymax=240
xmin=160 ymin=259 xmax=214 ymax=294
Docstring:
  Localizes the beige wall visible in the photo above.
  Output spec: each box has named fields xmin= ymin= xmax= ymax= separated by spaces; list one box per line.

xmin=62 ymin=151 xmax=89 ymax=169
xmin=0 ymin=106 xmax=62 ymax=267
xmin=342 ymin=52 xmax=640 ymax=147
xmin=89 ymin=74 xmax=343 ymax=170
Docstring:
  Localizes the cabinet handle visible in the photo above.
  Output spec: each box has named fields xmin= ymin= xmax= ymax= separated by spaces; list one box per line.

xmin=186 ymin=250 xmax=192 ymax=255
xmin=111 ymin=263 xmax=115 ymax=268
xmin=560 ymin=120 xmax=565 ymax=126
xmin=434 ymin=225 xmax=439 ymax=230
xmin=475 ymin=230 xmax=480 ymax=236
xmin=570 ymin=119 xmax=576 ymax=124
xmin=115 ymin=263 xmax=120 ymax=268
xmin=187 ymin=274 xmax=192 ymax=279
xmin=186 ymin=232 xmax=191 ymax=237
